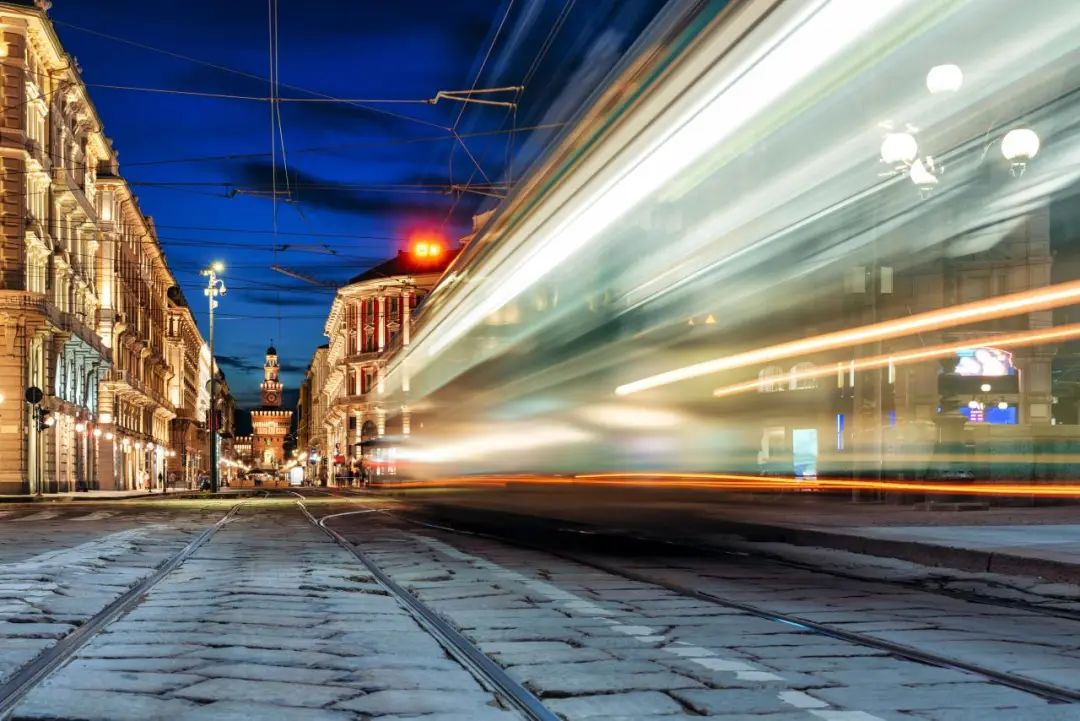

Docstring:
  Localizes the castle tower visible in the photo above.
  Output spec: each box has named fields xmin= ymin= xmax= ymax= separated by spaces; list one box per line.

xmin=261 ymin=345 xmax=283 ymax=407
xmin=251 ymin=345 xmax=293 ymax=472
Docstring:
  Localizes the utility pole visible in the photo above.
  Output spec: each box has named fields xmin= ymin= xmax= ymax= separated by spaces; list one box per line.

xmin=201 ymin=262 xmax=226 ymax=493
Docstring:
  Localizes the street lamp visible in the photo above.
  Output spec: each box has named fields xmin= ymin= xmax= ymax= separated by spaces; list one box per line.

xmin=1001 ymin=128 xmax=1040 ymax=176
xmin=201 ymin=261 xmax=226 ymax=492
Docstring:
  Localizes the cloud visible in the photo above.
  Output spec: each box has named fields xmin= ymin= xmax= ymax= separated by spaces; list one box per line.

xmin=223 ymin=160 xmax=481 ymax=221
xmin=217 ymin=355 xmax=262 ymax=373
xmin=279 ymin=361 xmax=308 ymax=374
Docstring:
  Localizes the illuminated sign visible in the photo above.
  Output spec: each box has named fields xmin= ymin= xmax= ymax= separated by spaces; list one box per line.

xmin=954 ymin=347 xmax=1014 ymax=377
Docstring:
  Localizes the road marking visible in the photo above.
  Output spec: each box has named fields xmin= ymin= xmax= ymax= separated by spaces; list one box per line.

xmin=70 ymin=511 xmax=114 ymax=521
xmin=11 ymin=511 xmax=59 ymax=522
xmin=666 ymin=644 xmax=715 ymax=657
xmin=613 ymin=624 xmax=658 ymax=635
xmin=779 ymin=691 xmax=830 ymax=709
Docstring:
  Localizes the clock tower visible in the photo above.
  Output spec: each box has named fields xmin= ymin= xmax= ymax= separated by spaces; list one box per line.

xmin=250 ymin=345 xmax=293 ymax=473
xmin=261 ymin=346 xmax=283 ymax=407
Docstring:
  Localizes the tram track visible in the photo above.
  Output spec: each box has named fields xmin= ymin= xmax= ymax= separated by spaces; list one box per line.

xmin=347 ymin=491 xmax=1080 ymax=623
xmin=369 ymin=505 xmax=1080 ymax=706
xmin=294 ymin=498 xmax=560 ymax=721
xmin=0 ymin=501 xmax=245 ymax=719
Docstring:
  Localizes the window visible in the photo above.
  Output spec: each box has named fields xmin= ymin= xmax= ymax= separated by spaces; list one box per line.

xmin=758 ymin=366 xmax=785 ymax=393
xmin=790 ymin=362 xmax=818 ymax=390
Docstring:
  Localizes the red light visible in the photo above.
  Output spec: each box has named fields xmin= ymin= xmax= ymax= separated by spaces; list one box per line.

xmin=410 ymin=234 xmax=445 ymax=259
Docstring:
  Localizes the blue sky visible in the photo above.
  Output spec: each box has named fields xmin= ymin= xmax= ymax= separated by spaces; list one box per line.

xmin=49 ymin=0 xmax=666 ymax=407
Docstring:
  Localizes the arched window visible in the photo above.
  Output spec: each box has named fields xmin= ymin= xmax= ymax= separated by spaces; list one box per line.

xmin=790 ymin=362 xmax=818 ymax=390
xmin=758 ymin=366 xmax=785 ymax=393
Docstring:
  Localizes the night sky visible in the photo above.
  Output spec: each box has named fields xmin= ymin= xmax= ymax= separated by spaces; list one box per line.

xmin=48 ymin=0 xmax=667 ymax=408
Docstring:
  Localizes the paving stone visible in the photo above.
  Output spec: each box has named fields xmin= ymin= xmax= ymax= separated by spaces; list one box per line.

xmin=333 ymin=688 xmax=500 ymax=715
xmin=917 ymin=707 xmax=1080 ymax=721
xmin=817 ymin=667 xmax=980 ymax=686
xmin=545 ymin=691 xmax=685 ymax=718
xmin=43 ymin=671 xmax=204 ymax=694
xmin=191 ymin=662 xmax=344 ymax=684
xmin=671 ymin=688 xmax=808 ymax=715
xmin=173 ymin=701 xmax=354 ymax=721
xmin=375 ymin=712 xmax=523 ymax=721
xmin=63 ymin=657 xmax=206 ymax=673
xmin=181 ymin=645 xmax=358 ymax=669
xmin=808 ymin=682 xmax=1050 ymax=711
xmin=11 ymin=688 xmax=199 ymax=721
xmin=0 ymin=622 xmax=75 ymax=638
xmin=81 ymin=643 xmax=206 ymax=658
xmin=336 ymin=666 xmax=478 ymax=691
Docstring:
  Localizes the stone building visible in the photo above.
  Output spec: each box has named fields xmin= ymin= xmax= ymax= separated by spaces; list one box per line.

xmin=312 ymin=243 xmax=458 ymax=483
xmin=295 ymin=343 xmax=328 ymax=484
xmin=0 ymin=0 xmax=212 ymax=494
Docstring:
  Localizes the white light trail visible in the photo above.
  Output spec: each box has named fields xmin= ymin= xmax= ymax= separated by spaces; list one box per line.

xmin=421 ymin=0 xmax=907 ymax=359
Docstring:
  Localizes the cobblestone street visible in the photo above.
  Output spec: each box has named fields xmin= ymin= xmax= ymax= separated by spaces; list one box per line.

xmin=2 ymin=496 xmax=1077 ymax=721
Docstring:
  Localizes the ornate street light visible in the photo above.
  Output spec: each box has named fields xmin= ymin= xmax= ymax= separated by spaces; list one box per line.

xmin=201 ymin=261 xmax=227 ymax=493
xmin=1001 ymin=128 xmax=1040 ymax=176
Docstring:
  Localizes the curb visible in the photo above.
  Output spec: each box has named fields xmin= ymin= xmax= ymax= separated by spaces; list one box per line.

xmin=700 ymin=518 xmax=1080 ymax=585
xmin=0 ymin=490 xmax=245 ymax=504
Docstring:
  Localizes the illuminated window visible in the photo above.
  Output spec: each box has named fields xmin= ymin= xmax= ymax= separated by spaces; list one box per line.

xmin=790 ymin=362 xmax=818 ymax=390
xmin=758 ymin=366 xmax=785 ymax=393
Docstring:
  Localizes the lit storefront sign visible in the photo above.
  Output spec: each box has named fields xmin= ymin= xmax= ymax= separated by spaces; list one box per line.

xmin=954 ymin=347 xmax=1015 ymax=377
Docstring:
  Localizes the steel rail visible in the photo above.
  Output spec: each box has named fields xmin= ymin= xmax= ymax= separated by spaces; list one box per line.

xmin=296 ymin=502 xmax=559 ymax=721
xmin=346 ymin=486 xmax=1080 ymax=623
xmin=0 ymin=502 xmax=245 ymax=719
xmin=380 ymin=508 xmax=1080 ymax=705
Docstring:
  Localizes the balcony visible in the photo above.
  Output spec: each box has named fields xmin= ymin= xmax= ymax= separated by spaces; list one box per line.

xmin=332 ymin=393 xmax=375 ymax=410
xmin=0 ymin=292 xmax=110 ymax=359
xmin=103 ymin=368 xmax=175 ymax=413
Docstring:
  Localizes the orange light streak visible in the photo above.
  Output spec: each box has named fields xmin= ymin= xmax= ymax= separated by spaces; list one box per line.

xmin=712 ymin=323 xmax=1080 ymax=398
xmin=577 ymin=472 xmax=1080 ymax=497
xmin=370 ymin=473 xmax=1080 ymax=497
xmin=616 ymin=279 xmax=1080 ymax=396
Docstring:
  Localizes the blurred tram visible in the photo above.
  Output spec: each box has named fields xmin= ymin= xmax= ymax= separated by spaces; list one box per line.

xmin=373 ymin=0 xmax=1080 ymax=489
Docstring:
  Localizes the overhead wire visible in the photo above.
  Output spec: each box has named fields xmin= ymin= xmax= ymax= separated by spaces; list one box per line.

xmin=438 ymin=0 xmax=571 ymax=234
xmin=53 ymin=18 xmax=448 ymax=131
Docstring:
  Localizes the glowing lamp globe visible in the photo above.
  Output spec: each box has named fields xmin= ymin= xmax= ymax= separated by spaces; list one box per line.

xmin=980 ymin=383 xmax=992 ymax=392
xmin=880 ymin=132 xmax=918 ymax=165
xmin=997 ymin=401 xmax=1009 ymax=410
xmin=1001 ymin=128 xmax=1039 ymax=161
xmin=926 ymin=64 xmax=963 ymax=94
xmin=74 ymin=421 xmax=86 ymax=433
xmin=967 ymin=400 xmax=980 ymax=409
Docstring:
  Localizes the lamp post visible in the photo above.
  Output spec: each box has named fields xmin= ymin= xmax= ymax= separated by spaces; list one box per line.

xmin=201 ymin=261 xmax=226 ymax=493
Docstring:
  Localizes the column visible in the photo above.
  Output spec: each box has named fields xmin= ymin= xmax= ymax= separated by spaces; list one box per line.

xmin=377 ymin=296 xmax=386 ymax=352
xmin=402 ymin=291 xmax=411 ymax=346
xmin=351 ymin=299 xmax=361 ymax=355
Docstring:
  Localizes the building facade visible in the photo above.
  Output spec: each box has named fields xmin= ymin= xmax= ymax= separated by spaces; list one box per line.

xmin=0 ymin=1 xmax=216 ymax=494
xmin=310 ymin=245 xmax=457 ymax=484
